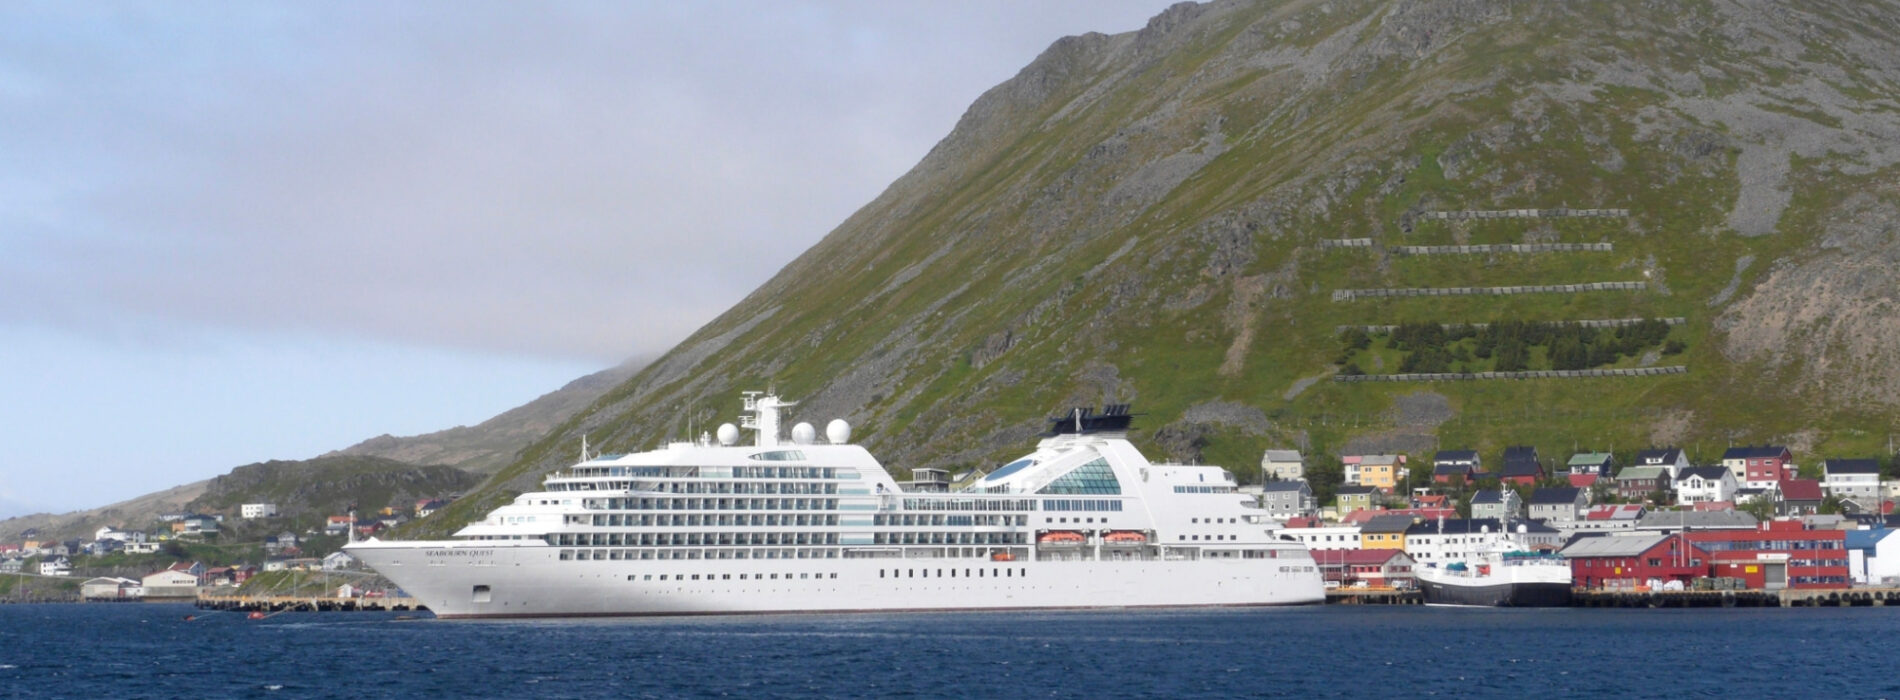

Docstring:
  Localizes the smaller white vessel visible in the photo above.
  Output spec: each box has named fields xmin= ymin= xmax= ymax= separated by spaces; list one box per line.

xmin=1415 ymin=523 xmax=1572 ymax=607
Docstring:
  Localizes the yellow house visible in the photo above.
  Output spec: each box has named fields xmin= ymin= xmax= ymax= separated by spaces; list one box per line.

xmin=1364 ymin=455 xmax=1410 ymax=492
xmin=1358 ymin=514 xmax=1415 ymax=551
xmin=1347 ymin=454 xmax=1410 ymax=493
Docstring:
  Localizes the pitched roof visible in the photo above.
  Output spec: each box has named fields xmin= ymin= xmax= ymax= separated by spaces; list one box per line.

xmin=1355 ymin=454 xmax=1404 ymax=466
xmin=1845 ymin=529 xmax=1894 ymax=550
xmin=1336 ymin=485 xmax=1379 ymax=496
xmin=1584 ymin=504 xmax=1646 ymax=520
xmin=1360 ymin=514 xmax=1419 ymax=534
xmin=1433 ymin=462 xmax=1475 ymax=475
xmin=1618 ymin=466 xmax=1669 ymax=481
xmin=1261 ymin=480 xmax=1310 ymax=493
xmin=1404 ymin=517 xmax=1505 ymax=536
xmin=1471 ymin=490 xmax=1505 ymax=504
xmin=1560 ymin=533 xmax=1677 ymax=558
xmin=1721 ymin=445 xmax=1791 ymax=461
xmin=1635 ymin=448 xmax=1683 ymax=465
xmin=1781 ymin=478 xmax=1824 ymax=501
xmin=1634 ymin=509 xmax=1758 ymax=530
xmin=1528 ymin=487 xmax=1582 ymax=505
xmin=1434 ymin=449 xmax=1479 ymax=463
xmin=1501 ymin=460 xmax=1544 ymax=478
xmin=1676 ymin=466 xmax=1730 ymax=483
xmin=1823 ymin=459 xmax=1882 ymax=475
xmin=1262 ymin=449 xmax=1303 ymax=463
xmin=1502 ymin=446 xmax=1538 ymax=468
xmin=1568 ymin=452 xmax=1615 ymax=467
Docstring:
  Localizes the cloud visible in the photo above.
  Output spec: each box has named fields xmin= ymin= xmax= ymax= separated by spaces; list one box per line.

xmin=0 ymin=1 xmax=1174 ymax=364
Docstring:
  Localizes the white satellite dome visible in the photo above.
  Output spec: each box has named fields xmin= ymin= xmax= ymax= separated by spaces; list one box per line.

xmin=825 ymin=419 xmax=852 ymax=445
xmin=716 ymin=423 xmax=740 ymax=446
xmin=790 ymin=422 xmax=816 ymax=445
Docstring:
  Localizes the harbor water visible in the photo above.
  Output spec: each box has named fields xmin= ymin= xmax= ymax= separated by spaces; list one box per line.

xmin=3 ymin=603 xmax=1896 ymax=698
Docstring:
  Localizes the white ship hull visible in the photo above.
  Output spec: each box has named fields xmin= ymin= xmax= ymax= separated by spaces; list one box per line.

xmin=350 ymin=541 xmax=1323 ymax=618
xmin=347 ymin=395 xmax=1326 ymax=618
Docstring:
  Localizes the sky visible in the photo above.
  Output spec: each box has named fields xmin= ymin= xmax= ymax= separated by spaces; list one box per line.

xmin=0 ymin=1 xmax=1180 ymax=519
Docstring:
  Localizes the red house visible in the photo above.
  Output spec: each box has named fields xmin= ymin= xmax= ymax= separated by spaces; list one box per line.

xmin=1561 ymin=533 xmax=1709 ymax=589
xmin=1722 ymin=445 xmax=1794 ymax=489
xmin=1312 ymin=548 xmax=1417 ymax=588
xmin=1686 ymin=519 xmax=1848 ymax=589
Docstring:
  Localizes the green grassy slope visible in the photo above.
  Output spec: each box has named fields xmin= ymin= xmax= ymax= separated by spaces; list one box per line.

xmin=414 ymin=0 xmax=1900 ymax=536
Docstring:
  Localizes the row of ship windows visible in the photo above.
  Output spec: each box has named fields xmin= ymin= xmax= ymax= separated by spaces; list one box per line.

xmin=1180 ymin=535 xmax=1243 ymax=542
xmin=585 ymin=514 xmax=841 ymax=527
xmin=567 ymin=466 xmax=842 ymax=479
xmin=872 ymin=533 xmax=1028 ymax=545
xmin=554 ymin=532 xmax=841 ymax=546
xmin=1172 ymin=486 xmax=1236 ymax=494
xmin=570 ymin=498 xmax=843 ymax=515
xmin=562 ymin=548 xmax=838 ymax=561
xmin=881 ymin=567 xmax=1025 ymax=579
xmin=632 ymin=572 xmax=841 ymax=582
xmin=637 ymin=481 xmax=840 ymax=496
xmin=1040 ymin=499 xmax=1125 ymax=512
xmin=1190 ymin=518 xmax=1239 ymax=524
xmin=875 ymin=514 xmax=1026 ymax=527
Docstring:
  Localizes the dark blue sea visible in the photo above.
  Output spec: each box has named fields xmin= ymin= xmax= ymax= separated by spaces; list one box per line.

xmin=3 ymin=603 xmax=1896 ymax=698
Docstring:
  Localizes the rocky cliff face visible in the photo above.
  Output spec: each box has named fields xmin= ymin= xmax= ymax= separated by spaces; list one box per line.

xmin=426 ymin=0 xmax=1900 ymax=531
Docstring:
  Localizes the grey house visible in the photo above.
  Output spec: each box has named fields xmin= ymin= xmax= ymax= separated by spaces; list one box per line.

xmin=1259 ymin=480 xmax=1317 ymax=520
xmin=1471 ymin=489 xmax=1524 ymax=522
xmin=1526 ymin=487 xmax=1587 ymax=523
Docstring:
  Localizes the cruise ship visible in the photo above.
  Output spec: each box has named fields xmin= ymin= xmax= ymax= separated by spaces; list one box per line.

xmin=345 ymin=392 xmax=1325 ymax=618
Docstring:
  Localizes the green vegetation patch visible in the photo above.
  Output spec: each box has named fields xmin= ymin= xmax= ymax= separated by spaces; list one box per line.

xmin=1336 ymin=319 xmax=1683 ymax=375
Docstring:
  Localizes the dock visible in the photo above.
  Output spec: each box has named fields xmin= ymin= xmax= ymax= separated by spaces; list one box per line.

xmin=1325 ymin=587 xmax=1423 ymax=605
xmin=195 ymin=593 xmax=429 ymax=613
xmin=1569 ymin=588 xmax=1900 ymax=608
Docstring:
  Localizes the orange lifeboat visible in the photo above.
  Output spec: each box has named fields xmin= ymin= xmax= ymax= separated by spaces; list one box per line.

xmin=1103 ymin=530 xmax=1148 ymax=544
xmin=1037 ymin=530 xmax=1086 ymax=544
xmin=991 ymin=551 xmax=1016 ymax=561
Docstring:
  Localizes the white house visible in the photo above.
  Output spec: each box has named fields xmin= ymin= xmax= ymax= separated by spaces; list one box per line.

xmin=1261 ymin=450 xmax=1305 ymax=481
xmin=1848 ymin=529 xmax=1900 ymax=585
xmin=1823 ymin=459 xmax=1882 ymax=509
xmin=1633 ymin=447 xmax=1691 ymax=480
xmin=94 ymin=526 xmax=146 ymax=543
xmin=123 ymin=542 xmax=161 ymax=554
xmin=1674 ymin=467 xmax=1739 ymax=505
xmin=1279 ymin=525 xmax=1362 ymax=552
xmin=322 ymin=551 xmax=357 ymax=571
xmin=39 ymin=557 xmax=72 ymax=577
xmin=240 ymin=503 xmax=279 ymax=519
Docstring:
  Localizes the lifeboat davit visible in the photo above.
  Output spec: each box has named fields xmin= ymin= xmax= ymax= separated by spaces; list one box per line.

xmin=1103 ymin=530 xmax=1148 ymax=544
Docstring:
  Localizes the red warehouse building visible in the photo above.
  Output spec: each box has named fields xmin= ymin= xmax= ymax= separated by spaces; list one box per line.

xmin=1561 ymin=533 xmax=1710 ymax=589
xmin=1686 ymin=520 xmax=1849 ymax=589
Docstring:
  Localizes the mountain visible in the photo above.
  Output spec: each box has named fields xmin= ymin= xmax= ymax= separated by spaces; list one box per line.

xmin=1 ymin=360 xmax=642 ymax=543
xmin=0 ymin=480 xmax=210 ymax=543
xmin=328 ymin=359 xmax=644 ymax=474
xmin=186 ymin=455 xmax=482 ymax=524
xmin=419 ymin=0 xmax=1900 ymax=534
